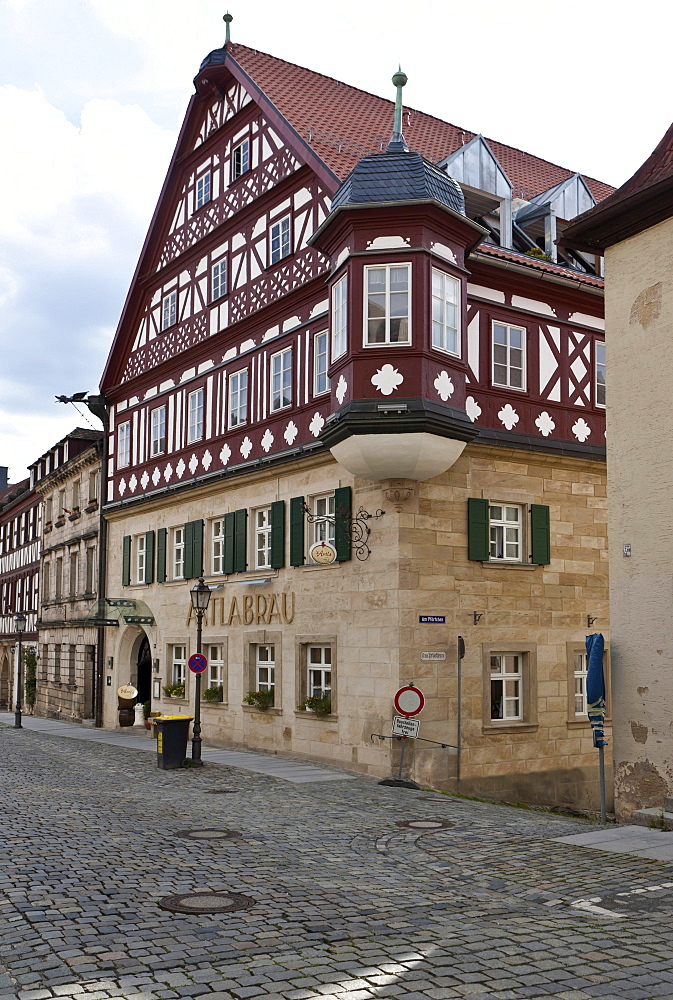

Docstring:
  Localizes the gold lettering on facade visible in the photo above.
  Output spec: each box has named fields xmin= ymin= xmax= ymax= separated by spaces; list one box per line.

xmin=267 ymin=595 xmax=281 ymax=622
xmin=185 ymin=592 xmax=296 ymax=627
xmin=243 ymin=595 xmax=254 ymax=624
xmin=256 ymin=595 xmax=268 ymax=624
xmin=227 ymin=597 xmax=241 ymax=625
xmin=282 ymin=592 xmax=295 ymax=624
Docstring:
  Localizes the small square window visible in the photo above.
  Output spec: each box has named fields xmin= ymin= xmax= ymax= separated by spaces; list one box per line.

xmin=489 ymin=503 xmax=522 ymax=562
xmin=232 ymin=139 xmax=250 ymax=180
xmin=162 ymin=291 xmax=177 ymax=331
xmin=270 ymin=216 xmax=291 ymax=265
xmin=195 ymin=171 xmax=211 ymax=210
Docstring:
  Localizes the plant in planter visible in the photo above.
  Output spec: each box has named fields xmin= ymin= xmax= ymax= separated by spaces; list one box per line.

xmin=244 ymin=689 xmax=274 ymax=711
xmin=24 ymin=648 xmax=37 ymax=713
xmin=142 ymin=700 xmax=152 ymax=729
xmin=85 ymin=498 xmax=98 ymax=512
xmin=203 ymin=684 xmax=223 ymax=703
xmin=162 ymin=682 xmax=185 ymax=698
xmin=297 ymin=694 xmax=332 ymax=717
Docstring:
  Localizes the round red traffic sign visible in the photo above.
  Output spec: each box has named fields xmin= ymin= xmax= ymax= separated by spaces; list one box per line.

xmin=188 ymin=653 xmax=208 ymax=674
xmin=393 ymin=685 xmax=425 ymax=717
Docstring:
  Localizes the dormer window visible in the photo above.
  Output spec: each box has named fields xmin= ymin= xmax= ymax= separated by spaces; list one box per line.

xmin=431 ymin=269 xmax=460 ymax=355
xmin=365 ymin=264 xmax=410 ymax=345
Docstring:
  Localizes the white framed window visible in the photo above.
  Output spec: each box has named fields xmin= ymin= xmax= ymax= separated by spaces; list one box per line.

xmin=492 ymin=322 xmax=526 ymax=390
xmin=195 ymin=171 xmax=211 ymax=209
xmin=253 ymin=508 xmax=272 ymax=569
xmin=574 ymin=650 xmax=588 ymax=716
xmin=173 ymin=527 xmax=185 ymax=580
xmin=311 ymin=494 xmax=335 ymax=550
xmin=256 ymin=644 xmax=275 ymax=692
xmin=270 ymin=347 xmax=292 ymax=412
xmin=308 ymin=645 xmax=332 ymax=701
xmin=136 ymin=535 xmax=146 ymax=584
xmin=365 ymin=264 xmax=410 ymax=345
xmin=314 ymin=330 xmax=330 ymax=395
xmin=208 ymin=644 xmax=224 ymax=688
xmin=188 ymin=388 xmax=204 ymax=443
xmin=171 ymin=645 xmax=186 ymax=686
xmin=117 ymin=421 xmax=131 ymax=469
xmin=490 ymin=653 xmax=522 ymax=721
xmin=332 ymin=274 xmax=348 ymax=360
xmin=489 ymin=504 xmax=522 ymax=562
xmin=228 ymin=369 xmax=248 ymax=428
xmin=595 ymin=341 xmax=606 ymax=407
xmin=270 ymin=215 xmax=291 ymax=265
xmin=212 ymin=259 xmax=227 ymax=301
xmin=150 ymin=406 xmax=166 ymax=457
xmin=162 ymin=290 xmax=177 ymax=331
xmin=212 ymin=519 xmax=224 ymax=574
xmin=431 ymin=268 xmax=460 ymax=355
xmin=232 ymin=138 xmax=250 ymax=180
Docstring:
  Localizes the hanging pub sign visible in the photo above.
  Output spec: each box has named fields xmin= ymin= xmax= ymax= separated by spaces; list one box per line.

xmin=309 ymin=541 xmax=337 ymax=565
xmin=117 ymin=684 xmax=138 ymax=700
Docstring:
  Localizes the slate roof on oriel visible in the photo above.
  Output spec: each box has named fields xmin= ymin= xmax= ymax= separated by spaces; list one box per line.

xmin=224 ymin=43 xmax=615 ymax=203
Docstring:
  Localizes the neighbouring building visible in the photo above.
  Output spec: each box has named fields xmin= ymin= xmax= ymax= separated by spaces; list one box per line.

xmin=0 ymin=475 xmax=40 ymax=712
xmin=31 ymin=429 xmax=103 ymax=722
xmin=562 ymin=122 xmax=673 ymax=820
xmin=98 ymin=32 xmax=613 ymax=808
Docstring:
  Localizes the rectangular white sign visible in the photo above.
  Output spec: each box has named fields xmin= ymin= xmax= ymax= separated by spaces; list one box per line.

xmin=392 ymin=716 xmax=420 ymax=738
xmin=421 ymin=651 xmax=446 ymax=661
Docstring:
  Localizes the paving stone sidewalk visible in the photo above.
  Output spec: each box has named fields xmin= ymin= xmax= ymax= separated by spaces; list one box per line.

xmin=2 ymin=724 xmax=673 ymax=1000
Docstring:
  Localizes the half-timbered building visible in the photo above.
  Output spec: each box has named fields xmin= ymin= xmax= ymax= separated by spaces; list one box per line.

xmin=100 ymin=35 xmax=612 ymax=808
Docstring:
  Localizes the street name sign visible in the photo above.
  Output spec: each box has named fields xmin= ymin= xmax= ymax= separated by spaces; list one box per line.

xmin=392 ymin=716 xmax=420 ymax=738
xmin=188 ymin=653 xmax=208 ymax=673
xmin=420 ymin=651 xmax=446 ymax=661
xmin=419 ymin=615 xmax=445 ymax=623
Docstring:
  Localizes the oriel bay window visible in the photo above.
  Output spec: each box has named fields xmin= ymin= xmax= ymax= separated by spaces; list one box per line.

xmin=270 ymin=348 xmax=292 ymax=412
xmin=332 ymin=274 xmax=348 ymax=360
xmin=467 ymin=498 xmax=550 ymax=565
xmin=365 ymin=264 xmax=410 ymax=345
xmin=431 ymin=268 xmax=460 ymax=355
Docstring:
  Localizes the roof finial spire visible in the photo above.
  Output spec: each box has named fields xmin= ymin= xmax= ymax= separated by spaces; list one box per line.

xmin=387 ymin=66 xmax=409 ymax=153
xmin=223 ymin=11 xmax=233 ymax=44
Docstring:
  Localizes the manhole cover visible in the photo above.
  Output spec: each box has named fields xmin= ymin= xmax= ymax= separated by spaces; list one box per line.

xmin=396 ymin=819 xmax=454 ymax=831
xmin=205 ymin=789 xmax=239 ymax=794
xmin=158 ymin=891 xmax=255 ymax=914
xmin=174 ymin=829 xmax=241 ymax=840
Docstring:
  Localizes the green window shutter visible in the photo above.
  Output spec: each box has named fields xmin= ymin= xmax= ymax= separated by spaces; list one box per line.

xmin=156 ymin=528 xmax=167 ymax=583
xmin=290 ymin=497 xmax=305 ymax=566
xmin=334 ymin=486 xmax=352 ymax=562
xmin=144 ymin=531 xmax=155 ymax=584
xmin=191 ymin=519 xmax=204 ymax=578
xmin=183 ymin=521 xmax=193 ymax=580
xmin=270 ymin=500 xmax=285 ymax=569
xmin=530 ymin=504 xmax=551 ymax=565
xmin=234 ymin=508 xmax=247 ymax=573
xmin=223 ymin=512 xmax=235 ymax=574
xmin=122 ymin=535 xmax=131 ymax=586
xmin=468 ymin=498 xmax=490 ymax=561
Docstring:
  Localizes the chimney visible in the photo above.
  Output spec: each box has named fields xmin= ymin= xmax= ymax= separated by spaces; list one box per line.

xmin=0 ymin=467 xmax=7 ymax=490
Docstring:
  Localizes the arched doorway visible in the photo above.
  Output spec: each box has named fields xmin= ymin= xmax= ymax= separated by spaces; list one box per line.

xmin=0 ymin=654 xmax=9 ymax=709
xmin=136 ymin=636 xmax=151 ymax=706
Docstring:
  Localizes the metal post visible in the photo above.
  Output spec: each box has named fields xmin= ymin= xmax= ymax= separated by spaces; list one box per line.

xmin=14 ymin=632 xmax=23 ymax=729
xmin=456 ymin=636 xmax=465 ymax=785
xmin=191 ymin=608 xmax=203 ymax=763
xmin=397 ymin=737 xmax=407 ymax=781
xmin=598 ymin=744 xmax=607 ymax=825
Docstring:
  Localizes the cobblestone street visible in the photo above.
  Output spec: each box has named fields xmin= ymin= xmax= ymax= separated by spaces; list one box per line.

xmin=2 ymin=725 xmax=673 ymax=1000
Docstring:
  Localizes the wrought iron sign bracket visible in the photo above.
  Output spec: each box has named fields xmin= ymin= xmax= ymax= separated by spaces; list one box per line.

xmin=301 ymin=502 xmax=385 ymax=561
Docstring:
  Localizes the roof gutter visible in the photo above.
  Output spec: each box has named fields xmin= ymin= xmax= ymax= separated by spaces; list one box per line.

xmin=469 ymin=250 xmax=604 ymax=297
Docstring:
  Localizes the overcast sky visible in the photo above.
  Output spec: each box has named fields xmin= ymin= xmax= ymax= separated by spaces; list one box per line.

xmin=1 ymin=0 xmax=669 ymax=483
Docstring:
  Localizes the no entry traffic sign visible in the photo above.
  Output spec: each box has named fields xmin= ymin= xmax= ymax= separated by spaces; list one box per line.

xmin=188 ymin=653 xmax=208 ymax=673
xmin=393 ymin=685 xmax=425 ymax=717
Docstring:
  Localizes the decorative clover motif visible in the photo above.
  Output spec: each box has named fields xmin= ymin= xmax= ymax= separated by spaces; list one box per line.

xmin=309 ymin=412 xmax=325 ymax=438
xmin=465 ymin=396 xmax=481 ymax=423
xmin=535 ymin=411 xmax=556 ymax=437
xmin=189 ymin=454 xmax=199 ymax=475
xmin=284 ymin=420 xmax=298 ymax=446
xmin=371 ymin=363 xmax=404 ymax=396
xmin=219 ymin=443 xmax=231 ymax=466
xmin=128 ymin=474 xmax=138 ymax=493
xmin=176 ymin=458 xmax=186 ymax=479
xmin=240 ymin=436 xmax=253 ymax=459
xmin=118 ymin=478 xmax=126 ymax=496
xmin=140 ymin=471 xmax=150 ymax=491
xmin=163 ymin=463 xmax=173 ymax=482
xmin=202 ymin=450 xmax=212 ymax=471
xmin=335 ymin=375 xmax=348 ymax=405
xmin=498 ymin=403 xmax=519 ymax=431
xmin=434 ymin=370 xmax=455 ymax=402
xmin=152 ymin=467 xmax=161 ymax=486
xmin=261 ymin=428 xmax=274 ymax=453
xmin=572 ymin=417 xmax=591 ymax=443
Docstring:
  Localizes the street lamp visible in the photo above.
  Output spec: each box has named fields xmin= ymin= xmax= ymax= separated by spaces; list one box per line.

xmin=14 ymin=612 xmax=26 ymax=729
xmin=189 ymin=577 xmax=211 ymax=763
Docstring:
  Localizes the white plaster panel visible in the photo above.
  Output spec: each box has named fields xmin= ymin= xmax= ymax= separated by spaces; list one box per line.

xmin=511 ymin=295 xmax=556 ymax=317
xmin=366 ymin=235 xmax=410 ymax=250
xmin=539 ymin=330 xmax=558 ymax=394
xmin=310 ymin=299 xmax=329 ymax=318
xmin=467 ymin=283 xmax=505 ymax=303
xmin=430 ymin=241 xmax=457 ymax=263
xmin=467 ymin=314 xmax=480 ymax=381
xmin=568 ymin=311 xmax=604 ymax=330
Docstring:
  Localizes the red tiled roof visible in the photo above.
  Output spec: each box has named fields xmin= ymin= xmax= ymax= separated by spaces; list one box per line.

xmin=229 ymin=44 xmax=615 ymax=204
xmin=474 ymin=244 xmax=604 ymax=288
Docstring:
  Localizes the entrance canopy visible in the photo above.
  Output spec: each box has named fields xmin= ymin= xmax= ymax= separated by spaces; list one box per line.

xmin=85 ymin=598 xmax=156 ymax=627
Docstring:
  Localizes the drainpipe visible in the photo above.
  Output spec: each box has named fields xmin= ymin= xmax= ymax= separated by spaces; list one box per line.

xmin=86 ymin=395 xmax=109 ymax=728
